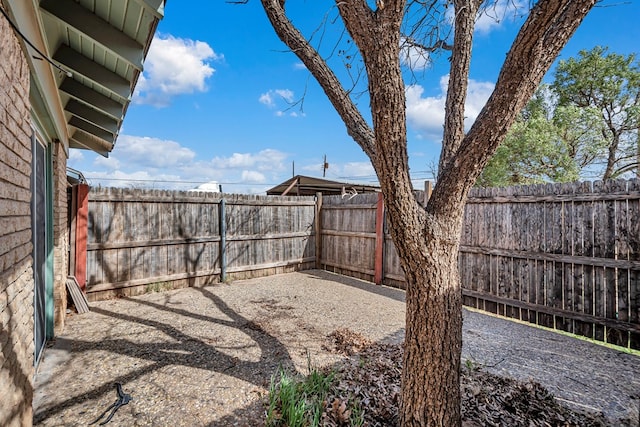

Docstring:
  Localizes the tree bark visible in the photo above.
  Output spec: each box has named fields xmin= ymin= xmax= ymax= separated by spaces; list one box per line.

xmin=439 ymin=0 xmax=480 ymax=177
xmin=603 ymin=123 xmax=621 ymax=180
xmin=398 ymin=216 xmax=463 ymax=426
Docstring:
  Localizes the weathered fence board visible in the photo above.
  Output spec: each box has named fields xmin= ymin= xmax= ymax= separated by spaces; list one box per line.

xmin=320 ymin=179 xmax=640 ymax=349
xmin=85 ymin=188 xmax=315 ymax=299
xmin=463 ymin=179 xmax=640 ymax=348
xmin=319 ymin=194 xmax=378 ymax=282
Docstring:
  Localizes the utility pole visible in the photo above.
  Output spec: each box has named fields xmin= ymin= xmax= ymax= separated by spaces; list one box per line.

xmin=322 ymin=154 xmax=329 ymax=177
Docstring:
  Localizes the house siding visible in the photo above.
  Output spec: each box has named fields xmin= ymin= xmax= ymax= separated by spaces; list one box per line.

xmin=0 ymin=3 xmax=35 ymax=425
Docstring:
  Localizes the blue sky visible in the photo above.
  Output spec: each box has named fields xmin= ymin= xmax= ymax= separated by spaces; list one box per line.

xmin=68 ymin=0 xmax=640 ymax=194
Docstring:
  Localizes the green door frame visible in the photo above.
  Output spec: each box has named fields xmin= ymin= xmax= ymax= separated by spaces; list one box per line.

xmin=44 ymin=142 xmax=54 ymax=340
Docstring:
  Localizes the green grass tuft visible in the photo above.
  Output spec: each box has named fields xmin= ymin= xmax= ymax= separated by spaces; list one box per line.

xmin=266 ymin=361 xmax=365 ymax=427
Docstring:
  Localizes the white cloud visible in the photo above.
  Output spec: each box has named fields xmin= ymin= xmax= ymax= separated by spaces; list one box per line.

xmin=259 ymin=92 xmax=275 ymax=107
xmin=259 ymin=89 xmax=294 ymax=107
xmin=225 ymin=152 xmax=258 ymax=168
xmin=406 ymin=83 xmax=447 ymax=140
xmin=134 ymin=34 xmax=220 ymax=107
xmin=68 ymin=149 xmax=84 ymax=163
xmin=259 ymin=89 xmax=301 ymax=116
xmin=475 ymin=0 xmax=528 ymax=34
xmin=67 ymin=135 xmax=293 ymax=194
xmin=211 ymin=149 xmax=288 ymax=172
xmin=93 ymin=155 xmax=120 ymax=170
xmin=336 ymin=162 xmax=375 ymax=178
xmin=463 ymin=80 xmax=496 ymax=122
xmin=115 ymin=135 xmax=196 ymax=168
xmin=406 ymin=75 xmax=494 ymax=141
xmin=241 ymin=170 xmax=266 ymax=183
xmin=400 ymin=37 xmax=431 ymax=71
xmin=67 ymin=134 xmax=212 ymax=189
xmin=274 ymin=89 xmax=294 ymax=102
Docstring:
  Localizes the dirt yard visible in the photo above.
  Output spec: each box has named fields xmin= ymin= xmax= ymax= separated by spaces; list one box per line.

xmin=33 ymin=270 xmax=639 ymax=426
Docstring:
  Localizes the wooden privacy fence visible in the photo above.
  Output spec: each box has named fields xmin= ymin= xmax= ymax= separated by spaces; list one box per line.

xmin=319 ymin=179 xmax=640 ymax=350
xmin=79 ymin=181 xmax=639 ymax=349
xmin=82 ymin=188 xmax=316 ymax=300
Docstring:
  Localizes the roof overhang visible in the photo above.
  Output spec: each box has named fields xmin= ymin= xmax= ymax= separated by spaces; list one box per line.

xmin=2 ymin=0 xmax=164 ymax=157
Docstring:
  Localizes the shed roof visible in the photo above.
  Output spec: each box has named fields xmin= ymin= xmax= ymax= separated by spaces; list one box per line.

xmin=266 ymin=175 xmax=380 ymax=197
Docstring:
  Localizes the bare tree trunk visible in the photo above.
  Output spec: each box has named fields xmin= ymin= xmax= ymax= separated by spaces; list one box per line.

xmin=400 ymin=220 xmax=463 ymax=426
xmin=258 ymin=1 xmax=597 ymax=426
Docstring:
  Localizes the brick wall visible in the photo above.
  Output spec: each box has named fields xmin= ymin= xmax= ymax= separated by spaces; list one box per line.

xmin=52 ymin=142 xmax=68 ymax=334
xmin=0 ymin=3 xmax=35 ymax=426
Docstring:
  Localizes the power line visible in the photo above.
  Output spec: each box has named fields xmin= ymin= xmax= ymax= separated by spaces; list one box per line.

xmin=0 ymin=5 xmax=73 ymax=77
xmin=84 ymin=176 xmax=280 ymax=186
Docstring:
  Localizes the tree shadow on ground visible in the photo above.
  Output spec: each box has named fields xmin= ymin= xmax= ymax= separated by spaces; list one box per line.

xmin=304 ymin=269 xmax=406 ymax=303
xmin=33 ymin=286 xmax=295 ymax=424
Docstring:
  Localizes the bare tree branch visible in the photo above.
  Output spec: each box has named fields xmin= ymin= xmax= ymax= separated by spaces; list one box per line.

xmin=259 ymin=0 xmax=376 ymax=158
xmin=432 ymin=0 xmax=598 ymax=216
xmin=438 ymin=0 xmax=479 ymax=178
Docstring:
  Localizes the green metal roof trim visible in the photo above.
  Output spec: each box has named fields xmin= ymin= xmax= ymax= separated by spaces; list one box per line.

xmin=3 ymin=0 xmax=164 ymax=156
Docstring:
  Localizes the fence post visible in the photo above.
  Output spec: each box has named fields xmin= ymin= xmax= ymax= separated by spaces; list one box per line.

xmin=315 ymin=192 xmax=323 ymax=269
xmin=74 ymin=183 xmax=89 ymax=291
xmin=219 ymin=198 xmax=226 ymax=282
xmin=374 ymin=192 xmax=385 ymax=285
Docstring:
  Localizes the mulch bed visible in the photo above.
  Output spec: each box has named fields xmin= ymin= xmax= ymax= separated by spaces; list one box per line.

xmin=317 ymin=328 xmax=611 ymax=426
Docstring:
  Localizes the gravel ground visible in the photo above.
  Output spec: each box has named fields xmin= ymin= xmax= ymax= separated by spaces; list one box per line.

xmin=33 ymin=270 xmax=640 ymax=426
